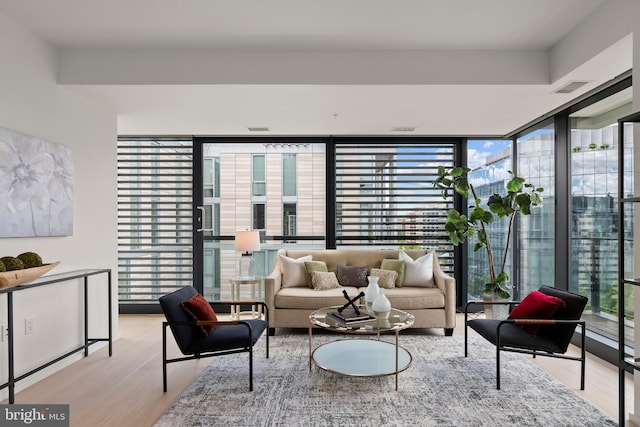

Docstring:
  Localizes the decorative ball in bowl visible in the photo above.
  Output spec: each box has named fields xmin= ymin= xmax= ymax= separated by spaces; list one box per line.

xmin=0 ymin=253 xmax=60 ymax=288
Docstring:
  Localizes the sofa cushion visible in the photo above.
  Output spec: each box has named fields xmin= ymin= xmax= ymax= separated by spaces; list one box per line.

xmin=380 ymin=259 xmax=405 ymax=287
xmin=304 ymin=260 xmax=328 ymax=288
xmin=371 ymin=287 xmax=445 ymax=310
xmin=280 ymin=254 xmax=313 ymax=288
xmin=311 ymin=271 xmax=341 ymax=291
xmin=336 ymin=265 xmax=369 ymax=287
xmin=400 ymin=251 xmax=434 ymax=287
xmin=275 ymin=286 xmax=363 ymax=309
xmin=370 ymin=268 xmax=397 ymax=289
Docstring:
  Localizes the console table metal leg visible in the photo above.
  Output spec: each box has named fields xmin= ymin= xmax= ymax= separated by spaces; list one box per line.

xmin=84 ymin=277 xmax=89 ymax=357
xmin=395 ymin=330 xmax=399 ymax=391
xmin=8 ymin=292 xmax=15 ymax=404
xmin=108 ymin=270 xmax=113 ymax=356
xmin=308 ymin=324 xmax=313 ymax=371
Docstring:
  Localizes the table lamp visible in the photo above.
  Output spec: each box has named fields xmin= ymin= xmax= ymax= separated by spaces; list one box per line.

xmin=235 ymin=230 xmax=261 ymax=278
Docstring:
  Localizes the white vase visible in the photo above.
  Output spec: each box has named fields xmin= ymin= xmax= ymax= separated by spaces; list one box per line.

xmin=365 ymin=276 xmax=380 ymax=313
xmin=372 ymin=288 xmax=391 ymax=319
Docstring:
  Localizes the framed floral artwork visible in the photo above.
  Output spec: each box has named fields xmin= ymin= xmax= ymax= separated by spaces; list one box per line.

xmin=0 ymin=127 xmax=73 ymax=237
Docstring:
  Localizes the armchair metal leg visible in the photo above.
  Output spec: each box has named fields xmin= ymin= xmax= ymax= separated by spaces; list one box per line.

xmin=496 ymin=323 xmax=502 ymax=390
xmin=464 ymin=310 xmax=469 ymax=357
xmin=249 ymin=345 xmax=253 ymax=392
xmin=496 ymin=346 xmax=501 ymax=390
xmin=580 ymin=322 xmax=586 ymax=390
xmin=162 ymin=324 xmax=168 ymax=393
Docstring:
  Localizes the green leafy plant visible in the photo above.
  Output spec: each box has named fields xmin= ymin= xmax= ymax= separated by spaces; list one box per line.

xmin=433 ymin=166 xmax=544 ymax=298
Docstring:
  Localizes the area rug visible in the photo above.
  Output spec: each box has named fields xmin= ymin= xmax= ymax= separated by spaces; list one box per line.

xmin=155 ymin=334 xmax=616 ymax=427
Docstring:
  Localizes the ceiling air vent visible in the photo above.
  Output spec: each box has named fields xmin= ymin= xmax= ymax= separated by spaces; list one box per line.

xmin=553 ymin=80 xmax=590 ymax=94
xmin=248 ymin=126 xmax=270 ymax=132
xmin=391 ymin=127 xmax=416 ymax=132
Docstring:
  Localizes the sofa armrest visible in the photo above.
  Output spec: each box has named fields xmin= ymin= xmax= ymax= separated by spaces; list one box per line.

xmin=434 ymin=269 xmax=456 ymax=329
xmin=264 ymin=264 xmax=282 ymax=317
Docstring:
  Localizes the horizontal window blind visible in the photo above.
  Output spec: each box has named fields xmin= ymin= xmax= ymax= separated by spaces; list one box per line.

xmin=117 ymin=138 xmax=193 ymax=303
xmin=334 ymin=141 xmax=457 ymax=272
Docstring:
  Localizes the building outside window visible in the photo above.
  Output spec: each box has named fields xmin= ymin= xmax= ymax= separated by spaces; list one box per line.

xmin=283 ymin=203 xmax=297 ymax=237
xmin=283 ymin=153 xmax=297 ymax=197
xmin=252 ymin=154 xmax=266 ymax=196
xmin=253 ymin=203 xmax=266 ymax=230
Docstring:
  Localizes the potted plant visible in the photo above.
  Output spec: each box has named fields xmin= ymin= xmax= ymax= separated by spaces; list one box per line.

xmin=433 ymin=166 xmax=543 ymax=315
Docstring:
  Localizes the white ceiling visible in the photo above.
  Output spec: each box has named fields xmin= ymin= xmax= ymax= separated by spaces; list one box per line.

xmin=0 ymin=0 xmax=631 ymax=136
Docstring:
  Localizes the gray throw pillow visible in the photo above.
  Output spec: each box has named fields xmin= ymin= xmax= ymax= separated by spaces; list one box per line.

xmin=336 ymin=265 xmax=369 ymax=287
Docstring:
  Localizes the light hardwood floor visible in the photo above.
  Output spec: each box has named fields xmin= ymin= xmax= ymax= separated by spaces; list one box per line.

xmin=2 ymin=313 xmax=633 ymax=426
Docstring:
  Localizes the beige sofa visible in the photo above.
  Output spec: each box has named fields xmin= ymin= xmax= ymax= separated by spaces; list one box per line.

xmin=264 ymin=249 xmax=456 ymax=335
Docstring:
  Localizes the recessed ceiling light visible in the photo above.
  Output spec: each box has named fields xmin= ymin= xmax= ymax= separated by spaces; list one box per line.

xmin=391 ymin=127 xmax=416 ymax=132
xmin=553 ymin=81 xmax=590 ymax=94
xmin=248 ymin=126 xmax=270 ymax=132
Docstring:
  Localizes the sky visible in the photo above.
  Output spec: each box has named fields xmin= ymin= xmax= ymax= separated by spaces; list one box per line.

xmin=467 ymin=139 xmax=511 ymax=170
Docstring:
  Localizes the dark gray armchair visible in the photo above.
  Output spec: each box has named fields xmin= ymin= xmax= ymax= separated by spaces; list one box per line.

xmin=464 ymin=285 xmax=588 ymax=390
xmin=159 ymin=286 xmax=269 ymax=392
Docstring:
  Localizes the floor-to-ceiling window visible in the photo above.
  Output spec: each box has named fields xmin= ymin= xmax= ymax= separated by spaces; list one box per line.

xmin=117 ymin=138 xmax=193 ymax=305
xmin=197 ymin=141 xmax=326 ymax=301
xmin=516 ymin=121 xmax=555 ymax=298
xmin=466 ymin=139 xmax=512 ymax=299
xmin=569 ymin=87 xmax=634 ymax=345
xmin=332 ymin=139 xmax=459 ymax=275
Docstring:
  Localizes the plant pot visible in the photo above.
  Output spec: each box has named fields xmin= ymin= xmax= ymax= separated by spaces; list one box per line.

xmin=482 ymin=292 xmax=509 ymax=320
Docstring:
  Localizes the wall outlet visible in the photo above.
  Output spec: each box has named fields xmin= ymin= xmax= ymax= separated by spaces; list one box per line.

xmin=25 ymin=317 xmax=34 ymax=335
xmin=0 ymin=324 xmax=7 ymax=342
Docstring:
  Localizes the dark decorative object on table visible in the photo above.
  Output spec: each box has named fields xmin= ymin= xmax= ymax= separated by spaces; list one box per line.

xmin=327 ymin=290 xmax=374 ymax=323
xmin=337 ymin=290 xmax=364 ymax=314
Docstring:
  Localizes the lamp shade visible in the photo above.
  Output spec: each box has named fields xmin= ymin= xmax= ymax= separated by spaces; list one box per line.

xmin=234 ymin=230 xmax=261 ymax=253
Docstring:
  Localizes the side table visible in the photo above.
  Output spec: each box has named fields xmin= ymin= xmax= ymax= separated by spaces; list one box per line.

xmin=229 ymin=277 xmax=264 ymax=319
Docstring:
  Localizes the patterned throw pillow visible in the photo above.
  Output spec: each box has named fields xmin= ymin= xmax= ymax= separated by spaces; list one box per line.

xmin=336 ymin=265 xmax=369 ymax=287
xmin=399 ymin=251 xmax=434 ymax=287
xmin=311 ymin=271 xmax=342 ymax=291
xmin=304 ymin=261 xmax=328 ymax=288
xmin=370 ymin=268 xmax=398 ymax=289
xmin=380 ymin=259 xmax=406 ymax=287
xmin=280 ymin=254 xmax=313 ymax=288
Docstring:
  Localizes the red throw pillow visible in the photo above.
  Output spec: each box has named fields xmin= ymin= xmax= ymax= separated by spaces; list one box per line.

xmin=181 ymin=293 xmax=218 ymax=336
xmin=508 ymin=290 xmax=566 ymax=334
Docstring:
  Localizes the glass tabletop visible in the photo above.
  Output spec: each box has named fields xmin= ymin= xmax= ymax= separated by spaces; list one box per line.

xmin=309 ymin=305 xmax=414 ymax=333
xmin=312 ymin=339 xmax=412 ymax=377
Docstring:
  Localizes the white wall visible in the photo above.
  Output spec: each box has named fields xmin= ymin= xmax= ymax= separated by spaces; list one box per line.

xmin=0 ymin=13 xmax=118 ymax=398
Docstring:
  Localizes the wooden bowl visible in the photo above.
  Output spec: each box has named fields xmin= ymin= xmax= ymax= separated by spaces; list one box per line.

xmin=0 ymin=262 xmax=61 ymax=288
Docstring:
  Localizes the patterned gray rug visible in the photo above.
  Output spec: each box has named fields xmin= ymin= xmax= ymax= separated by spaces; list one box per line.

xmin=155 ymin=334 xmax=616 ymax=427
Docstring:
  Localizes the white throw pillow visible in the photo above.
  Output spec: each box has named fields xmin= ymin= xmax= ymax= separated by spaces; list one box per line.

xmin=399 ymin=251 xmax=434 ymax=287
xmin=280 ymin=254 xmax=313 ymax=288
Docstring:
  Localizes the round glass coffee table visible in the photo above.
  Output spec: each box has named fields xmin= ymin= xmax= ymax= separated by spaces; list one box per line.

xmin=308 ymin=305 xmax=415 ymax=390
